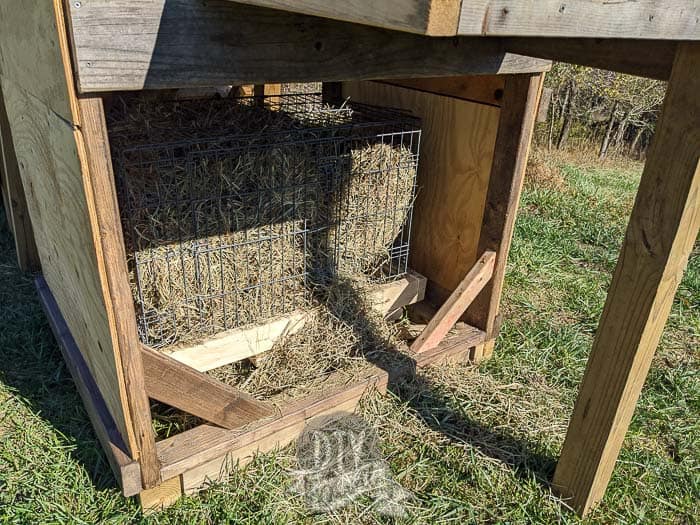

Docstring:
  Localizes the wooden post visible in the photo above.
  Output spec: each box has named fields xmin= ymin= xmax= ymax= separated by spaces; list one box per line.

xmin=553 ymin=43 xmax=700 ymax=516
xmin=464 ymin=73 xmax=544 ymax=360
xmin=0 ymin=82 xmax=40 ymax=272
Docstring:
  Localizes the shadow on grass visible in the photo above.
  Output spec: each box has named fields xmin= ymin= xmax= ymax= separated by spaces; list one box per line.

xmin=0 ymin=211 xmax=118 ymax=491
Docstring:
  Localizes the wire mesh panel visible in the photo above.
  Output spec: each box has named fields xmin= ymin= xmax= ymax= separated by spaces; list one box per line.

xmin=109 ymin=92 xmax=421 ymax=348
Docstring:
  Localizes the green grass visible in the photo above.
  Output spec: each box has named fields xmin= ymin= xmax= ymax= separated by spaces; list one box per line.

xmin=1 ymin=157 xmax=698 ymax=524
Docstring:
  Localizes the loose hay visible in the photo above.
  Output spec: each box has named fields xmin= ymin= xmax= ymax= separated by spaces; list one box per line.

xmin=109 ymin=92 xmax=419 ymax=348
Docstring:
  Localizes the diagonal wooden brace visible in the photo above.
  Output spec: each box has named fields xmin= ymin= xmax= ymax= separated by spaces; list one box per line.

xmin=410 ymin=251 xmax=496 ymax=354
xmin=141 ymin=345 xmax=274 ymax=430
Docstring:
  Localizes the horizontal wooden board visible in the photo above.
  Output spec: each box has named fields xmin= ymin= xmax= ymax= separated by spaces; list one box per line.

xmin=382 ymin=76 xmax=506 ymax=107
xmin=344 ymin=81 xmax=500 ymax=295
xmin=458 ymin=0 xmax=700 ymax=40
xmin=226 ymin=0 xmax=461 ymax=36
xmin=66 ymin=0 xmax=550 ymax=92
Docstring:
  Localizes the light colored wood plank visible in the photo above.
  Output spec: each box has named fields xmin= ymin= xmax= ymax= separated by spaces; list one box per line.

xmin=411 ymin=251 xmax=495 ymax=354
xmin=141 ymin=345 xmax=274 ymax=429
xmin=65 ymin=0 xmax=550 ymax=93
xmin=369 ymin=270 xmax=427 ymax=320
xmin=413 ymin=323 xmax=488 ymax=367
xmin=226 ymin=0 xmax=461 ymax=36
xmin=382 ymin=75 xmax=506 ymax=107
xmin=464 ymin=73 xmax=544 ymax=359
xmin=166 ymin=311 xmax=309 ymax=372
xmin=458 ymin=0 xmax=699 ymax=40
xmin=344 ymin=81 xmax=501 ymax=295
xmin=139 ymin=475 xmax=183 ymax=513
xmin=157 ymin=365 xmax=388 ymax=480
xmin=35 ymin=276 xmax=142 ymax=498
xmin=0 ymin=82 xmax=40 ymax=272
xmin=78 ymin=95 xmax=161 ymax=487
xmin=504 ymin=38 xmax=677 ymax=82
xmin=553 ymin=42 xmax=700 ymax=517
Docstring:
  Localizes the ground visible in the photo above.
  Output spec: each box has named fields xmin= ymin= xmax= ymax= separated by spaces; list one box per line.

xmin=0 ymin=153 xmax=698 ymax=524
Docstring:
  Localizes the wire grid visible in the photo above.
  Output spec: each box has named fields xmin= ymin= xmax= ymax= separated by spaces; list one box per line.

xmin=111 ymin=92 xmax=421 ymax=348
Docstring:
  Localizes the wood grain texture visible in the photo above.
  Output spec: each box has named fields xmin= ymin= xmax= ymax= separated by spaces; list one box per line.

xmin=157 ymin=366 xmax=388 ymax=480
xmin=458 ymin=0 xmax=700 ymax=40
xmin=369 ymin=270 xmax=427 ymax=320
xmin=464 ymin=74 xmax=544 ymax=358
xmin=343 ymin=81 xmax=500 ymax=295
xmin=0 ymin=82 xmax=40 ymax=272
xmin=411 ymin=251 xmax=495 ymax=353
xmin=382 ymin=75 xmax=506 ymax=107
xmin=504 ymin=38 xmax=677 ymax=81
xmin=139 ymin=476 xmax=183 ymax=513
xmin=553 ymin=43 xmax=700 ymax=517
xmin=141 ymin=345 xmax=274 ymax=429
xmin=78 ymin=96 xmax=161 ymax=487
xmin=66 ymin=0 xmax=550 ymax=92
xmin=226 ymin=0 xmax=461 ymax=36
xmin=35 ymin=276 xmax=143 ymax=498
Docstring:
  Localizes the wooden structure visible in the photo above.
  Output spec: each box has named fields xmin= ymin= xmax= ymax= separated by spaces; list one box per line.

xmin=0 ymin=0 xmax=696 ymax=517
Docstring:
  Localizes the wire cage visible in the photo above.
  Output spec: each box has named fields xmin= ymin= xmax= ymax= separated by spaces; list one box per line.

xmin=108 ymin=92 xmax=421 ymax=349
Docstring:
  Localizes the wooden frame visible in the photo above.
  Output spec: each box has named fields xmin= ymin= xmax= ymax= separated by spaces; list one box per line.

xmin=2 ymin=0 xmax=696 ymax=519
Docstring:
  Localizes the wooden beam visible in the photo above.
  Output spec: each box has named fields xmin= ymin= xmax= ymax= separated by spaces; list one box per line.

xmin=464 ymin=73 xmax=544 ymax=360
xmin=77 ymin=95 xmax=161 ymax=488
xmin=66 ymin=1 xmax=550 ymax=93
xmin=141 ymin=345 xmax=274 ymax=429
xmin=411 ymin=251 xmax=495 ymax=354
xmin=553 ymin=42 xmax=700 ymax=517
xmin=381 ymin=75 xmax=506 ymax=107
xmin=35 ymin=277 xmax=143 ymax=497
xmin=226 ymin=0 xmax=462 ymax=36
xmin=458 ymin=1 xmax=700 ymax=40
xmin=504 ymin=38 xmax=677 ymax=81
xmin=0 ymin=81 xmax=40 ymax=272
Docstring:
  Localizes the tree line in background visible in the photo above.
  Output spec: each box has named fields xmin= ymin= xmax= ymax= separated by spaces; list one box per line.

xmin=537 ymin=63 xmax=667 ymax=159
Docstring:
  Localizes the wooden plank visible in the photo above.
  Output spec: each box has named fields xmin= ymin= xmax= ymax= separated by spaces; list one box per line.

xmin=65 ymin=1 xmax=550 ymax=92
xmin=344 ymin=81 xmax=501 ymax=295
xmin=225 ymin=0 xmax=461 ymax=36
xmin=166 ymin=311 xmax=309 ymax=372
xmin=504 ymin=38 xmax=677 ymax=82
xmin=0 ymin=81 xmax=40 ymax=272
xmin=157 ymin=365 xmax=388 ymax=480
xmin=413 ymin=323 xmax=488 ymax=367
xmin=139 ymin=475 xmax=183 ymax=513
xmin=411 ymin=251 xmax=495 ymax=354
xmin=458 ymin=1 xmax=700 ymax=40
xmin=141 ymin=345 xmax=274 ymax=429
xmin=553 ymin=42 xmax=700 ymax=517
xmin=35 ymin=276 xmax=142 ymax=498
xmin=77 ymin=95 xmax=161 ymax=487
xmin=464 ymin=73 xmax=544 ymax=360
xmin=369 ymin=270 xmax=427 ymax=320
xmin=382 ymin=76 xmax=506 ymax=107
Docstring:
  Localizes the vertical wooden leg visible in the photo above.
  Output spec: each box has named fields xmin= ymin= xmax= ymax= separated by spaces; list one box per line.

xmin=553 ymin=43 xmax=700 ymax=516
xmin=254 ymin=84 xmax=281 ymax=107
xmin=322 ymin=82 xmax=343 ymax=105
xmin=465 ymin=73 xmax=544 ymax=360
xmin=0 ymin=82 xmax=40 ymax=272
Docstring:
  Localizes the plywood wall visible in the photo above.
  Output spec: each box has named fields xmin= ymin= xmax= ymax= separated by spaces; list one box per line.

xmin=343 ymin=81 xmax=500 ymax=294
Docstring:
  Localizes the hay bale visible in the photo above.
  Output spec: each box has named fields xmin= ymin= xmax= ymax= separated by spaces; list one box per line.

xmin=109 ymin=94 xmax=417 ymax=348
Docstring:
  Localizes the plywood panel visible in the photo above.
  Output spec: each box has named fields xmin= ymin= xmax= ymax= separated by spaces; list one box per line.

xmin=343 ymin=81 xmax=500 ymax=293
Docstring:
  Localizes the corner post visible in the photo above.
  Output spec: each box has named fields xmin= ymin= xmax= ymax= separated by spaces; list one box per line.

xmin=553 ymin=42 xmax=700 ymax=516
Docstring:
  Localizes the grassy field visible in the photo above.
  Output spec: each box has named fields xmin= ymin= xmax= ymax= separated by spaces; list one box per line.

xmin=0 ymin=153 xmax=698 ymax=524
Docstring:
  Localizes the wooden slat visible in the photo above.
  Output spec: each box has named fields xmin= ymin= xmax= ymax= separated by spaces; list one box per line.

xmin=343 ymin=81 xmax=501 ymax=296
xmin=505 ymin=38 xmax=677 ymax=82
xmin=0 ymin=82 xmax=40 ymax=272
xmin=66 ymin=1 xmax=550 ymax=93
xmin=553 ymin=42 xmax=700 ymax=517
xmin=77 ymin=95 xmax=161 ymax=487
xmin=411 ymin=251 xmax=495 ymax=354
xmin=369 ymin=270 xmax=427 ymax=320
xmin=139 ymin=476 xmax=183 ymax=513
xmin=226 ymin=0 xmax=461 ymax=36
xmin=382 ymin=76 xmax=506 ymax=107
xmin=141 ymin=345 xmax=274 ymax=429
xmin=35 ymin=277 xmax=142 ymax=498
xmin=458 ymin=1 xmax=700 ymax=40
xmin=157 ymin=365 xmax=388 ymax=480
xmin=413 ymin=323 xmax=488 ymax=367
xmin=464 ymin=73 xmax=544 ymax=360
